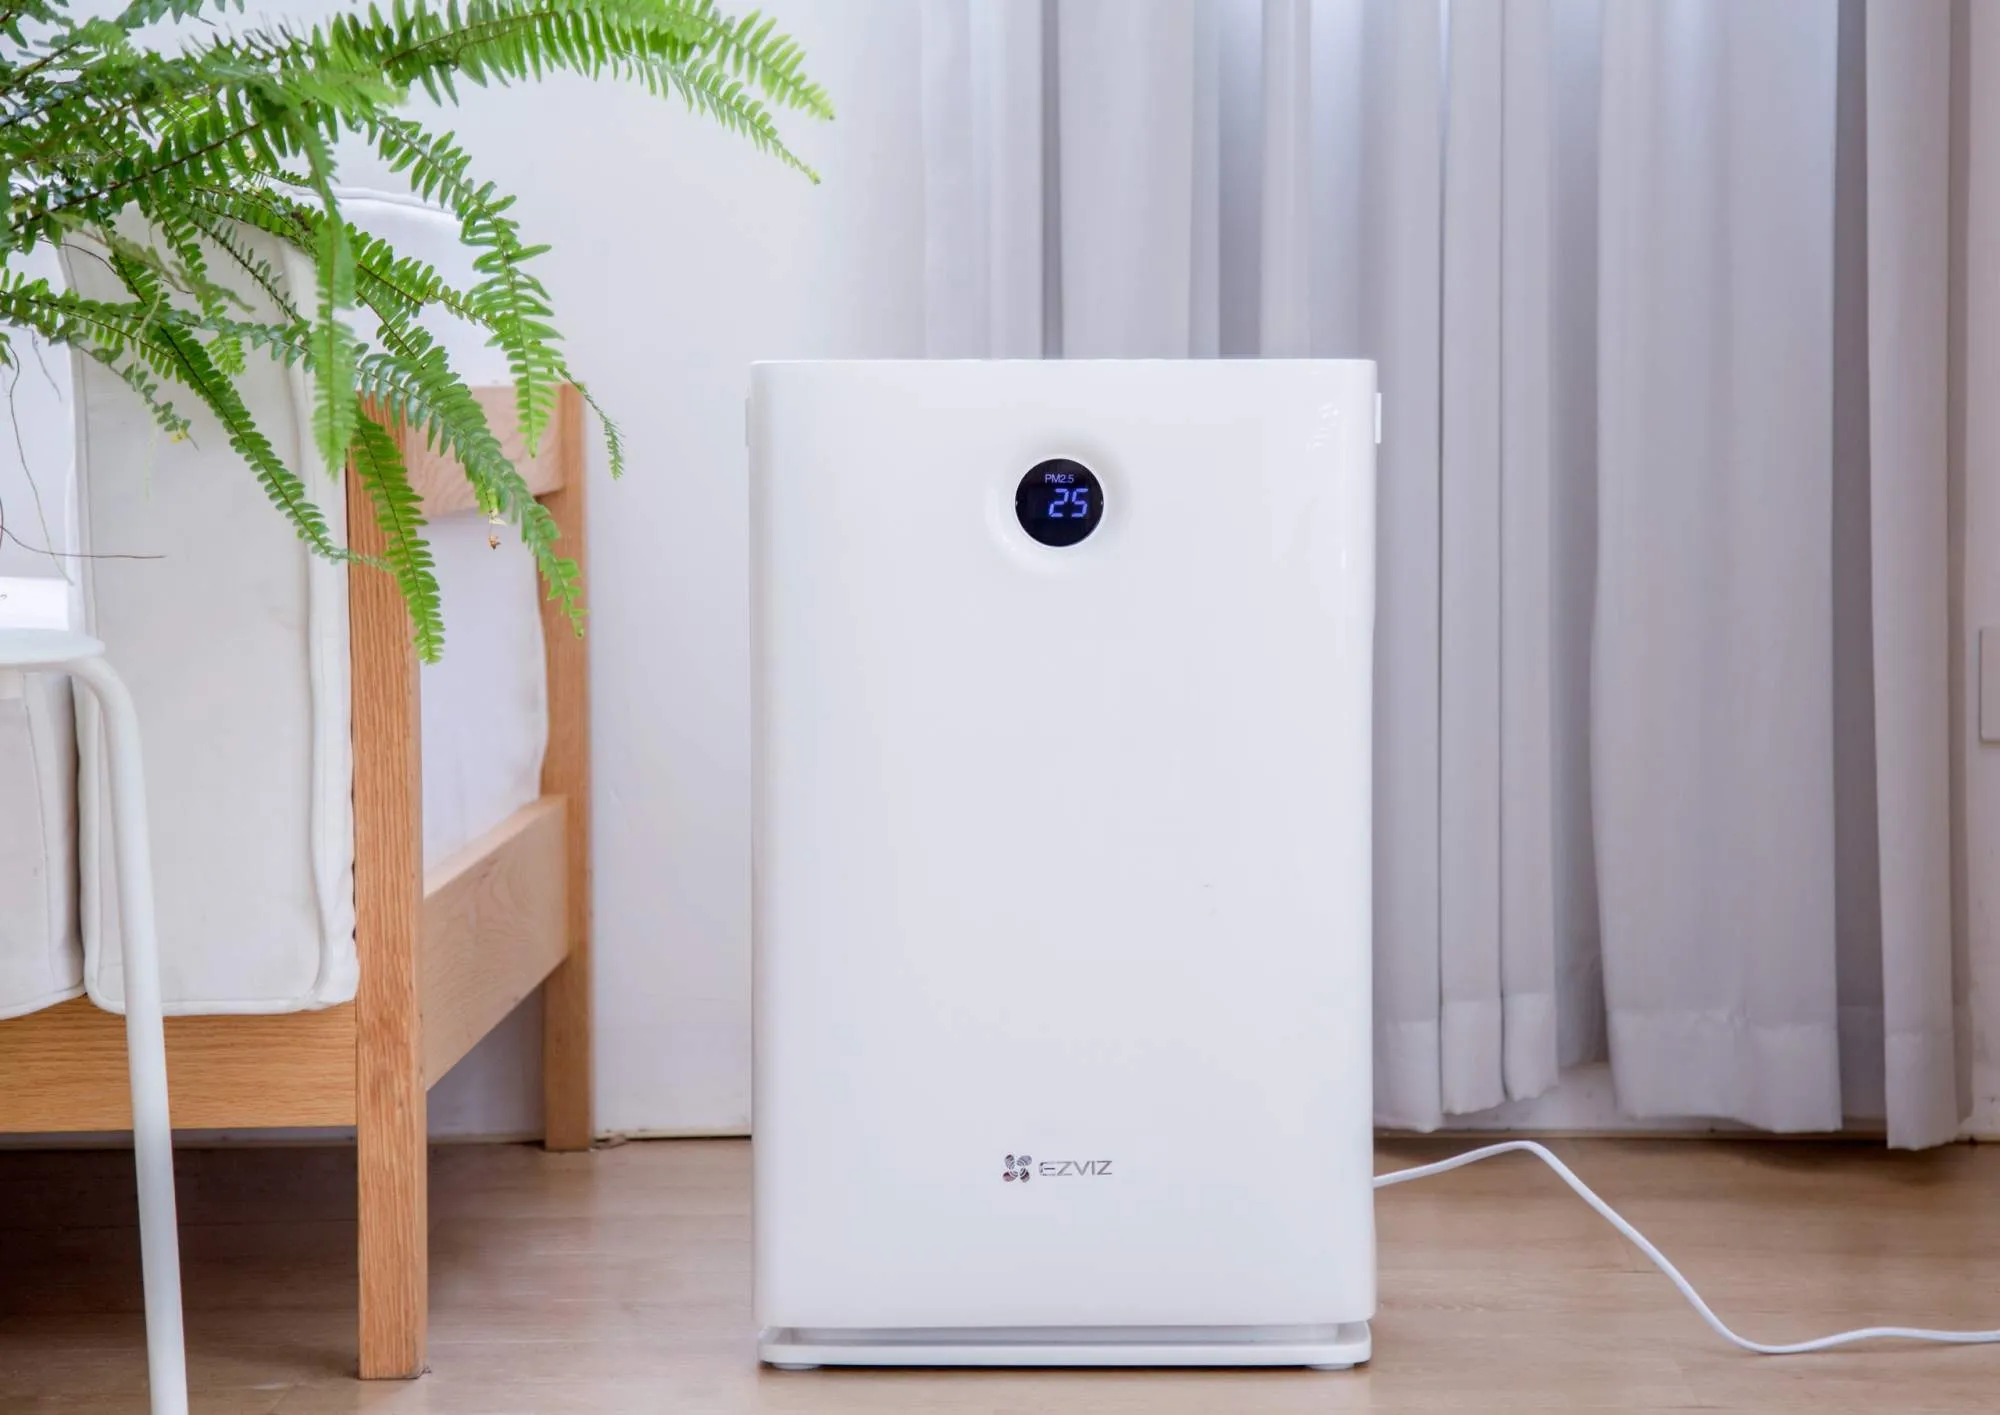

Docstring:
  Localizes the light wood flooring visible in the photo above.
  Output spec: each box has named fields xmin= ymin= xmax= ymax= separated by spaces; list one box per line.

xmin=1 ymin=1137 xmax=1996 ymax=1412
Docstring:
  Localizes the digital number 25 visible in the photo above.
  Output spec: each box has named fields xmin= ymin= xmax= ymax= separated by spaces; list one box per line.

xmin=1046 ymin=486 xmax=1092 ymax=520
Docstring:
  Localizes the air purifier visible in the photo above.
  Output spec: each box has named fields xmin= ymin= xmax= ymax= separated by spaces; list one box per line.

xmin=749 ymin=360 xmax=1378 ymax=1369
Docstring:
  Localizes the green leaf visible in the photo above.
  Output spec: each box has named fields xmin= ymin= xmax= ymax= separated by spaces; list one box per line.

xmin=349 ymin=413 xmax=444 ymax=660
xmin=299 ymin=122 xmax=358 ymax=474
xmin=0 ymin=0 xmax=830 ymax=652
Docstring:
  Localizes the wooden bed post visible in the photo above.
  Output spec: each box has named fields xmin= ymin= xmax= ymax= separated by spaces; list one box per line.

xmin=348 ymin=433 xmax=430 ymax=1379
xmin=538 ymin=384 xmax=595 ymax=1152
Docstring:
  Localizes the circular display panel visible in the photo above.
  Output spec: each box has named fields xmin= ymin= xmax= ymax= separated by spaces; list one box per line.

xmin=1015 ymin=459 xmax=1104 ymax=547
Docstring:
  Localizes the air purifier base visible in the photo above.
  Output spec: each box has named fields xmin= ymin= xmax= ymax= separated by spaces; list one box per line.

xmin=758 ymin=1322 xmax=1371 ymax=1370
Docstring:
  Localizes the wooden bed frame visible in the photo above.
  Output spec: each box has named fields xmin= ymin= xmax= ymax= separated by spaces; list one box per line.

xmin=0 ymin=384 xmax=594 ymax=1380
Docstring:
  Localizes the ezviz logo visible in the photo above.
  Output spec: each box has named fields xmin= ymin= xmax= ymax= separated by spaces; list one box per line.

xmin=1002 ymin=1152 xmax=1115 ymax=1183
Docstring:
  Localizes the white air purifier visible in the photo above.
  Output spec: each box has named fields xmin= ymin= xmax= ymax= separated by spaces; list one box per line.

xmin=749 ymin=360 xmax=1378 ymax=1370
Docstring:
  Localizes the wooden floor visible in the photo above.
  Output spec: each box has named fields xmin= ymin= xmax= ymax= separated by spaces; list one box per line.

xmin=0 ymin=1137 xmax=1996 ymax=1412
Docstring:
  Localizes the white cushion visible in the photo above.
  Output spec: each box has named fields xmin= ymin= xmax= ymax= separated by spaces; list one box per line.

xmin=69 ymin=196 xmax=547 ymax=1014
xmin=0 ymin=584 xmax=80 ymax=1020
xmin=0 ymin=241 xmax=84 ymax=1020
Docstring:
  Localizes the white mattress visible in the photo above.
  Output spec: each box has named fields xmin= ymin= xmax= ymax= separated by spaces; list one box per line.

xmin=0 ymin=242 xmax=83 ymax=1021
xmin=68 ymin=197 xmax=548 ymax=1015
xmin=0 ymin=579 xmax=80 ymax=1020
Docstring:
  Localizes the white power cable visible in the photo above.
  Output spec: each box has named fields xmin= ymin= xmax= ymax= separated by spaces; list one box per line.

xmin=1373 ymin=1139 xmax=2000 ymax=1355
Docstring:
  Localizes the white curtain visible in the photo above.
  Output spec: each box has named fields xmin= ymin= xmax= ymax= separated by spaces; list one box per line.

xmin=1862 ymin=0 xmax=1977 ymax=1146
xmin=921 ymin=0 xmax=1981 ymax=1146
xmin=1594 ymin=0 xmax=1974 ymax=1147
xmin=1593 ymin=4 xmax=1844 ymax=1131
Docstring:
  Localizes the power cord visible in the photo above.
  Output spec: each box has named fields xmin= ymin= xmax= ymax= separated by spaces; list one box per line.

xmin=1374 ymin=1139 xmax=2000 ymax=1355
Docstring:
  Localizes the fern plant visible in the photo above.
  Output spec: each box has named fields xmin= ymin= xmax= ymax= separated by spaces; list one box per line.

xmin=0 ymin=0 xmax=829 ymax=658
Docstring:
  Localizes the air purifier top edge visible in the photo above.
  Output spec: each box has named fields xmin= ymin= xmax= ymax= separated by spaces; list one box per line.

xmin=747 ymin=357 xmax=1377 ymax=369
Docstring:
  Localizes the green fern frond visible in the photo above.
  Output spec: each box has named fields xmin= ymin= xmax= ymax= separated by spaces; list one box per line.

xmin=296 ymin=122 xmax=361 ymax=474
xmin=2 ymin=0 xmax=828 ymax=655
xmin=19 ymin=260 xmax=343 ymax=560
xmin=158 ymin=321 xmax=347 ymax=561
xmin=178 ymin=207 xmax=304 ymax=321
xmin=187 ymin=175 xmax=614 ymax=503
xmin=0 ymin=270 xmax=193 ymax=440
xmin=352 ymin=330 xmax=578 ymax=630
xmin=368 ymin=115 xmax=564 ymax=451
xmin=348 ymin=413 xmax=443 ymax=660
xmin=575 ymin=381 xmax=624 ymax=478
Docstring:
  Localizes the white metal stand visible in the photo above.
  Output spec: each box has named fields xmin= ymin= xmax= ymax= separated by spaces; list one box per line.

xmin=0 ymin=630 xmax=189 ymax=1415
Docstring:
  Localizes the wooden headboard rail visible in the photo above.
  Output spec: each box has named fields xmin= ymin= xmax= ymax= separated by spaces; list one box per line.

xmin=405 ymin=385 xmax=573 ymax=517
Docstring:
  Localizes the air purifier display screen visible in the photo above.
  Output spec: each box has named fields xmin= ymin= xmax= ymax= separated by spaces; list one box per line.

xmin=1015 ymin=459 xmax=1104 ymax=547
